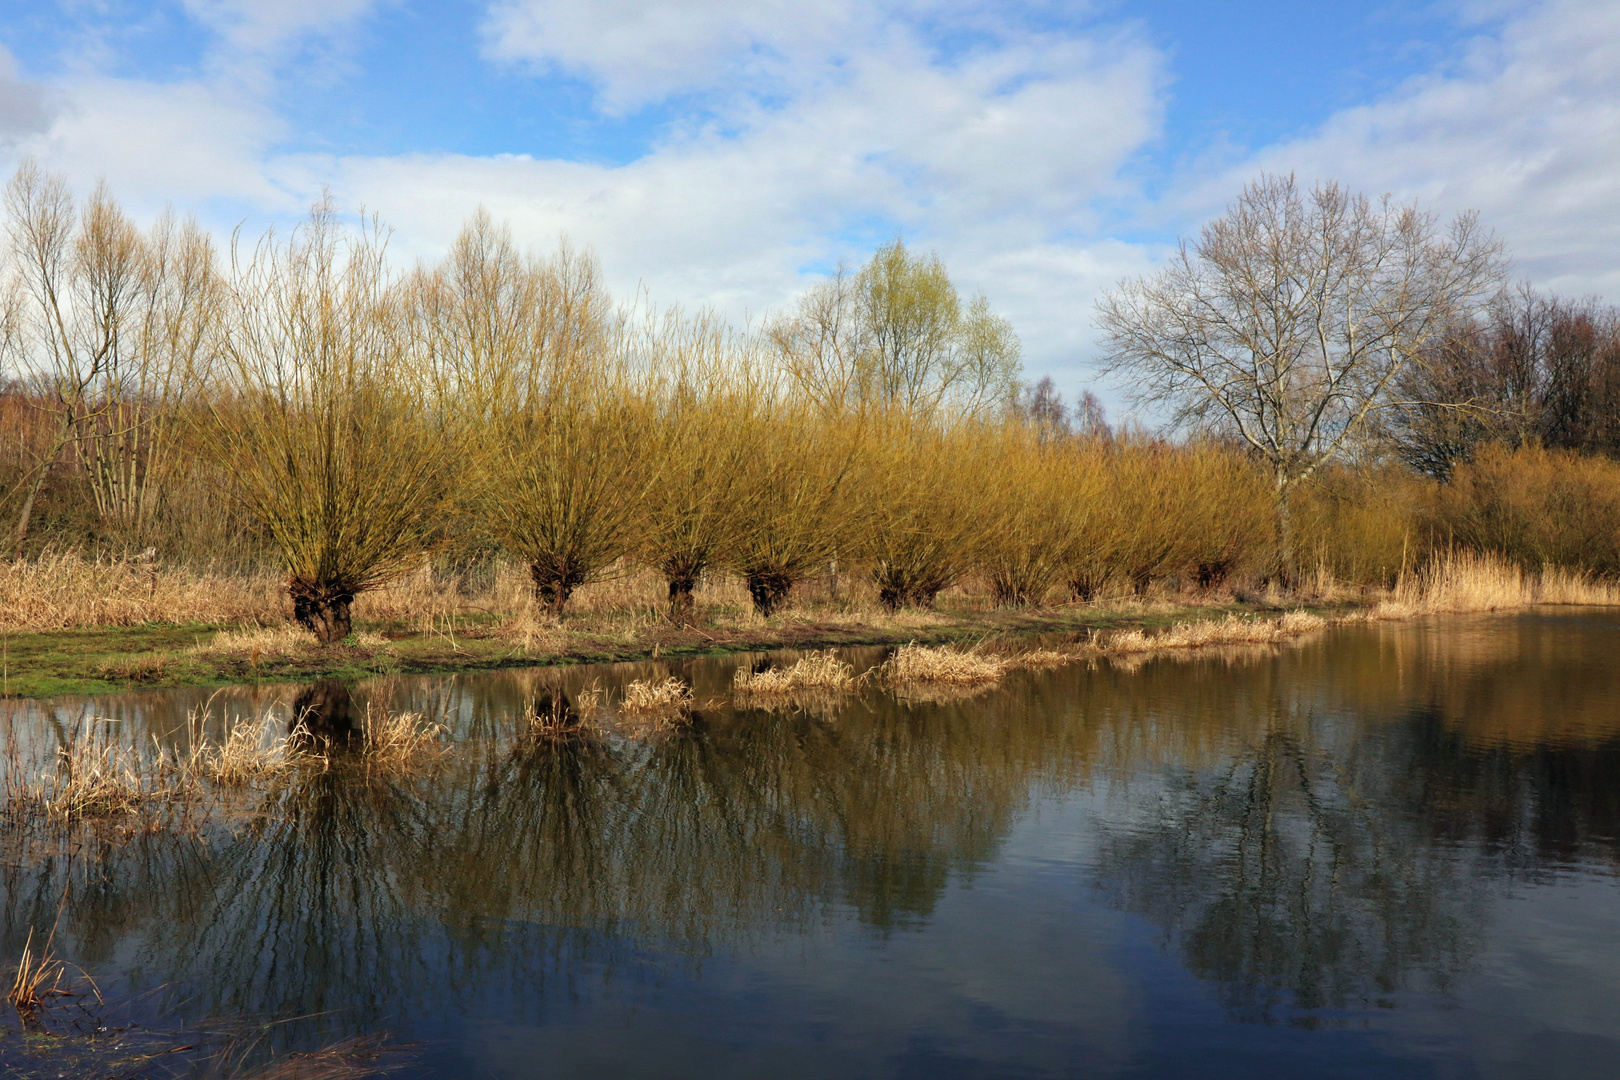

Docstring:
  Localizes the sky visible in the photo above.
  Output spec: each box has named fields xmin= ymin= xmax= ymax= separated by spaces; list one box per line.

xmin=1 ymin=0 xmax=1617 ymax=405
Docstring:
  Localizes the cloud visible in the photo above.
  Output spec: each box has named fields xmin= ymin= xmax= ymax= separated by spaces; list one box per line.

xmin=1216 ymin=0 xmax=1620 ymax=299
xmin=481 ymin=0 xmax=870 ymax=111
xmin=180 ymin=0 xmax=385 ymax=58
xmin=8 ymin=78 xmax=290 ymax=215
xmin=305 ymin=23 xmax=1161 ymax=378
xmin=0 ymin=45 xmax=54 ymax=141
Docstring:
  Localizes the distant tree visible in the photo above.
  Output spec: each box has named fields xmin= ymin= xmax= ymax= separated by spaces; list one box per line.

xmin=1015 ymin=376 xmax=1071 ymax=440
xmin=1097 ymin=173 xmax=1504 ymax=582
xmin=1386 ymin=286 xmax=1620 ymax=477
xmin=771 ymin=239 xmax=1021 ymax=417
xmin=1073 ymin=390 xmax=1111 ymax=439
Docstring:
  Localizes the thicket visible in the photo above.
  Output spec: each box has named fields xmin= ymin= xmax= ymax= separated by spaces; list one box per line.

xmin=2 ymin=167 xmax=1619 ymax=640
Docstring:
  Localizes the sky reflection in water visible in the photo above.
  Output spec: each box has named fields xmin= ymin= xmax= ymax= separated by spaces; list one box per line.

xmin=5 ymin=611 xmax=1620 ymax=1079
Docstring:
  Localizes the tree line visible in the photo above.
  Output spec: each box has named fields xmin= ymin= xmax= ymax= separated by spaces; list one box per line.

xmin=2 ymin=162 xmax=1618 ymax=642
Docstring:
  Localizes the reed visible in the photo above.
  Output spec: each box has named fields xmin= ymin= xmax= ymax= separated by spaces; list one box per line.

xmin=6 ymin=928 xmax=91 ymax=1021
xmin=0 ymin=551 xmax=282 ymax=631
xmin=733 ymin=650 xmax=861 ymax=695
xmin=360 ymin=707 xmax=448 ymax=770
xmin=619 ymin=677 xmax=694 ymax=724
xmin=1103 ymin=611 xmax=1327 ymax=654
xmin=880 ymin=643 xmax=1009 ymax=685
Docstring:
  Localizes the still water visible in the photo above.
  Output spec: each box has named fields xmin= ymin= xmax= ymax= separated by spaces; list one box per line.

xmin=5 ymin=611 xmax=1620 ymax=1078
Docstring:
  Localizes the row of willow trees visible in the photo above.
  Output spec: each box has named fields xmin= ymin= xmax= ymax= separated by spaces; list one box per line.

xmin=0 ymin=165 xmax=1301 ymax=641
xmin=8 ymin=165 xmax=1617 ymax=643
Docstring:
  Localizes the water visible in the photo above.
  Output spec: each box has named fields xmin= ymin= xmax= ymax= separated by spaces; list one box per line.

xmin=5 ymin=611 xmax=1620 ymax=1078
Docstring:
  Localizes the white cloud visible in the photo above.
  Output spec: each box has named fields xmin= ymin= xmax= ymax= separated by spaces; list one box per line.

xmin=180 ymin=0 xmax=384 ymax=57
xmin=9 ymin=79 xmax=290 ymax=215
xmin=482 ymin=0 xmax=870 ymax=111
xmin=1216 ymin=0 xmax=1620 ymax=301
xmin=307 ymin=25 xmax=1161 ymax=380
xmin=0 ymin=44 xmax=54 ymax=141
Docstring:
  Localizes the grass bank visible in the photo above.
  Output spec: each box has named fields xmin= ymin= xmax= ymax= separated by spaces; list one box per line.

xmin=0 ymin=591 xmax=1269 ymax=699
xmin=6 ymin=551 xmax=1618 ymax=699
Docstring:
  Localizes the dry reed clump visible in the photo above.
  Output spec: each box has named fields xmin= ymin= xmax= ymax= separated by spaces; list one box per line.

xmin=180 ymin=712 xmax=304 ymax=786
xmin=0 ymin=552 xmax=283 ymax=632
xmin=7 ymin=928 xmax=94 ymax=1021
xmin=619 ymin=677 xmax=694 ymax=725
xmin=359 ymin=707 xmax=448 ymax=770
xmin=196 ymin=626 xmax=392 ymax=661
xmin=39 ymin=737 xmax=156 ymax=820
xmin=880 ymin=643 xmax=1009 ymax=686
xmin=732 ymin=651 xmax=862 ymax=696
xmin=1352 ymin=551 xmax=1620 ymax=620
xmin=1103 ymin=611 xmax=1328 ymax=654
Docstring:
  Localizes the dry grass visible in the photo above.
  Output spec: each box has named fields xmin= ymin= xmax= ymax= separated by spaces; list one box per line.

xmin=40 ymin=737 xmax=154 ymax=820
xmin=733 ymin=650 xmax=862 ymax=696
xmin=182 ymin=712 xmax=304 ymax=786
xmin=0 ymin=551 xmax=283 ymax=632
xmin=619 ymin=677 xmax=694 ymax=726
xmin=1014 ymin=647 xmax=1074 ymax=668
xmin=6 ymin=929 xmax=88 ymax=1020
xmin=1354 ymin=551 xmax=1620 ymax=620
xmin=1103 ymin=610 xmax=1327 ymax=654
xmin=880 ymin=643 xmax=1009 ymax=686
xmin=360 ymin=707 xmax=448 ymax=770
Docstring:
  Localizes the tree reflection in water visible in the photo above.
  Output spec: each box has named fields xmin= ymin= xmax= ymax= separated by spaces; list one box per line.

xmin=1 ymin=614 xmax=1617 ymax=1063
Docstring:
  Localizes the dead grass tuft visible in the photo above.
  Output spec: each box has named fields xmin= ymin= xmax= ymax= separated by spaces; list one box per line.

xmin=44 ymin=737 xmax=152 ymax=820
xmin=880 ymin=643 xmax=1009 ymax=686
xmin=6 ymin=929 xmax=87 ymax=1020
xmin=1103 ymin=611 xmax=1327 ymax=654
xmin=1014 ymin=647 xmax=1074 ymax=668
xmin=183 ymin=712 xmax=304 ymax=786
xmin=733 ymin=650 xmax=862 ymax=696
xmin=360 ymin=707 xmax=448 ymax=770
xmin=619 ymin=677 xmax=694 ymax=726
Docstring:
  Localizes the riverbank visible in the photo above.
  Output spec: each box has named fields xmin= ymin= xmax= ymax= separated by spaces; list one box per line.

xmin=0 ymin=595 xmax=1310 ymax=698
xmin=3 ymin=550 xmax=1615 ymax=699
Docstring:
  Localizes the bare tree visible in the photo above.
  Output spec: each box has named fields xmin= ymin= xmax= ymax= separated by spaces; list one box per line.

xmin=0 ymin=163 xmax=220 ymax=553
xmin=1097 ymin=174 xmax=1504 ymax=582
xmin=1386 ymin=286 xmax=1620 ymax=477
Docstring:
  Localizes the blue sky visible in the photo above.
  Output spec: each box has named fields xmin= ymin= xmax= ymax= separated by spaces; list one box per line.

xmin=0 ymin=0 xmax=1615 ymax=400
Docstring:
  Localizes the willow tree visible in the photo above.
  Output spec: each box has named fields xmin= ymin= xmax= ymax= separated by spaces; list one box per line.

xmin=720 ymin=393 xmax=862 ymax=617
xmin=770 ymin=239 xmax=1021 ymax=416
xmin=858 ymin=413 xmax=983 ymax=610
xmin=1097 ymin=174 xmax=1504 ymax=583
xmin=631 ymin=308 xmax=761 ymax=619
xmin=206 ymin=205 xmax=453 ymax=643
xmin=428 ymin=211 xmax=653 ymax=617
xmin=971 ymin=424 xmax=1106 ymax=607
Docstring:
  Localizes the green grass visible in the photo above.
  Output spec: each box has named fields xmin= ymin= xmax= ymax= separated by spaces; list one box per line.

xmin=0 ymin=600 xmax=1345 ymax=699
